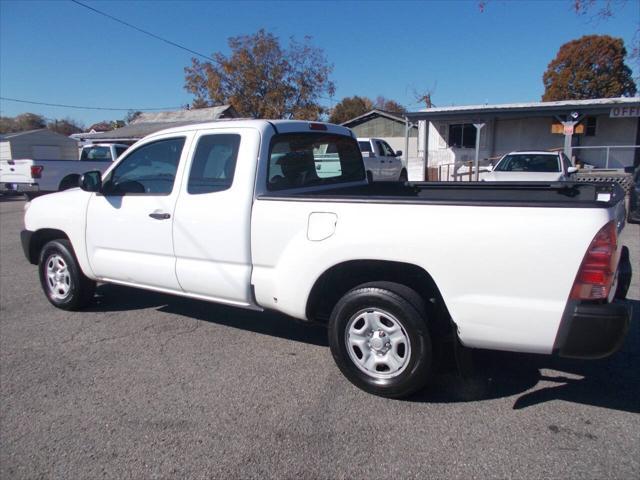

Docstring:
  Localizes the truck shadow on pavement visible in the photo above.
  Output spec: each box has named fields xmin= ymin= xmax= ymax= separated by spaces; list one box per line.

xmin=90 ymin=284 xmax=638 ymax=413
xmin=90 ymin=284 xmax=330 ymax=347
xmin=412 ymin=299 xmax=639 ymax=414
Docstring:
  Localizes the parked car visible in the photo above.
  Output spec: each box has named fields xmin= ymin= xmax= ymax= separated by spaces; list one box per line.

xmin=483 ymin=151 xmax=577 ymax=181
xmin=357 ymin=137 xmax=407 ymax=182
xmin=21 ymin=120 xmax=631 ymax=398
xmin=0 ymin=143 xmax=129 ymax=197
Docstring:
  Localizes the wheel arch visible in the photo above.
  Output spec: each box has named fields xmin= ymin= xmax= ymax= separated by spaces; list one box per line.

xmin=58 ymin=174 xmax=81 ymax=191
xmin=305 ymin=259 xmax=452 ymax=333
xmin=26 ymin=228 xmax=70 ymax=265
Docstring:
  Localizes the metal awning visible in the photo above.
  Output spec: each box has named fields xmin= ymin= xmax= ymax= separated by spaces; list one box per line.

xmin=404 ymin=97 xmax=640 ymax=122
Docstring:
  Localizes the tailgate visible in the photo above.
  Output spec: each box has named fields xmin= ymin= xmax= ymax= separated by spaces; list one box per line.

xmin=0 ymin=160 xmax=34 ymax=184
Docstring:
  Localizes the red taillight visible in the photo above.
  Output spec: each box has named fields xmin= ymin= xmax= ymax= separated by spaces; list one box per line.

xmin=570 ymin=221 xmax=618 ymax=300
xmin=309 ymin=122 xmax=327 ymax=131
xmin=30 ymin=165 xmax=44 ymax=179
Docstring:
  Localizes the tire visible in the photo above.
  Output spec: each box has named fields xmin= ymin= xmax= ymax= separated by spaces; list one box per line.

xmin=366 ymin=171 xmax=373 ymax=183
xmin=38 ymin=239 xmax=96 ymax=310
xmin=328 ymin=282 xmax=432 ymax=398
xmin=398 ymin=169 xmax=408 ymax=182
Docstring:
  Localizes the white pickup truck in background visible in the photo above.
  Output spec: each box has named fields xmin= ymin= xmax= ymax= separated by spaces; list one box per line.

xmin=357 ymin=137 xmax=407 ymax=182
xmin=21 ymin=120 xmax=631 ymax=398
xmin=0 ymin=143 xmax=128 ymax=197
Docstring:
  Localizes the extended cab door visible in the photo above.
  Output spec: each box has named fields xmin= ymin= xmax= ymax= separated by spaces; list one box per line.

xmin=172 ymin=128 xmax=260 ymax=307
xmin=374 ymin=140 xmax=396 ymax=180
xmin=85 ymin=133 xmax=191 ymax=290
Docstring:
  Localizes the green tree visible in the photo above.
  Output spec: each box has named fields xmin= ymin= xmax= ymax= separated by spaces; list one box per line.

xmin=184 ymin=29 xmax=335 ymax=120
xmin=542 ymin=35 xmax=636 ymax=101
xmin=328 ymin=96 xmax=373 ymax=124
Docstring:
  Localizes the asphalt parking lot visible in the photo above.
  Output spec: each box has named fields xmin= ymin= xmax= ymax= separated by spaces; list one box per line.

xmin=1 ymin=195 xmax=638 ymax=479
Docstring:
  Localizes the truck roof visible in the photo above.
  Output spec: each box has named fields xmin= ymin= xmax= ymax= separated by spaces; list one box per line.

xmin=144 ymin=119 xmax=353 ymax=139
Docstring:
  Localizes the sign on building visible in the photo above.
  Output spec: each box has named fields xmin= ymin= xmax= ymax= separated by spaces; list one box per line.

xmin=610 ymin=105 xmax=640 ymax=118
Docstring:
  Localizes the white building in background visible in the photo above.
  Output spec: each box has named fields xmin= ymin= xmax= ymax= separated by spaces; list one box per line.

xmin=405 ymin=97 xmax=640 ymax=181
xmin=0 ymin=129 xmax=79 ymax=161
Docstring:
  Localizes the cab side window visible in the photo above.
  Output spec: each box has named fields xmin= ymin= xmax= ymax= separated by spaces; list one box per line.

xmin=102 ymin=137 xmax=185 ymax=195
xmin=382 ymin=141 xmax=396 ymax=157
xmin=187 ymin=134 xmax=241 ymax=194
xmin=375 ymin=140 xmax=386 ymax=156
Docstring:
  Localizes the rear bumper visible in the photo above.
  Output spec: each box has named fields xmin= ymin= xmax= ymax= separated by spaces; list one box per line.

xmin=554 ymin=248 xmax=632 ymax=359
xmin=1 ymin=182 xmax=39 ymax=193
xmin=556 ymin=301 xmax=631 ymax=359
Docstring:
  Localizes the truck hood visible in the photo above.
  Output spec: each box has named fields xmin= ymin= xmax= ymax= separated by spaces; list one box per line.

xmin=483 ymin=171 xmax=563 ymax=182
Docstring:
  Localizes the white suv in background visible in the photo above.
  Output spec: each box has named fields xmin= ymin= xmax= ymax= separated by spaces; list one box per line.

xmin=484 ymin=151 xmax=578 ymax=182
xmin=357 ymin=137 xmax=407 ymax=182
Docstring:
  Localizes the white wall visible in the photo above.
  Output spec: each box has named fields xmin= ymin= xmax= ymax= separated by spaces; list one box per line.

xmin=0 ymin=142 xmax=11 ymax=160
xmin=3 ymin=130 xmax=78 ymax=160
xmin=423 ymin=114 xmax=639 ymax=176
xmin=575 ymin=116 xmax=638 ymax=168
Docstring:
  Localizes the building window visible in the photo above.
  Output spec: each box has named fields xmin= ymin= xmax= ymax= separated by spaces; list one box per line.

xmin=448 ymin=123 xmax=477 ymax=148
xmin=585 ymin=116 xmax=597 ymax=137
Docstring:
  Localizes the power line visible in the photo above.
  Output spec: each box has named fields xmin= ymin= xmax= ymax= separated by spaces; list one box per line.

xmin=0 ymin=96 xmax=183 ymax=111
xmin=69 ymin=0 xmax=218 ymax=63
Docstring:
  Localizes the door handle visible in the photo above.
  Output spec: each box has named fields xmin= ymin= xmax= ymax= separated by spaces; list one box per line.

xmin=380 ymin=160 xmax=386 ymax=163
xmin=149 ymin=212 xmax=171 ymax=220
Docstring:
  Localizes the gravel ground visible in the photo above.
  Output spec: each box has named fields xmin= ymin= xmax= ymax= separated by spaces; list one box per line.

xmin=1 ymin=195 xmax=638 ymax=479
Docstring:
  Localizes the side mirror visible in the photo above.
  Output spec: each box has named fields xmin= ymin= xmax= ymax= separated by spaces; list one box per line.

xmin=80 ymin=170 xmax=102 ymax=192
xmin=395 ymin=150 xmax=403 ymax=157
xmin=567 ymin=166 xmax=578 ymax=174
xmin=486 ymin=165 xmax=494 ymax=172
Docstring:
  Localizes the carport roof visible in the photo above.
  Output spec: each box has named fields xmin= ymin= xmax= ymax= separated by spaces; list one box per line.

xmin=405 ymin=97 xmax=640 ymax=122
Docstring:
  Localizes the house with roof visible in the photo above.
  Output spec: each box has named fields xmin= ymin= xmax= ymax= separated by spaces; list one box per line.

xmin=0 ymin=129 xmax=79 ymax=161
xmin=404 ymin=97 xmax=640 ymax=180
xmin=76 ymin=105 xmax=239 ymax=145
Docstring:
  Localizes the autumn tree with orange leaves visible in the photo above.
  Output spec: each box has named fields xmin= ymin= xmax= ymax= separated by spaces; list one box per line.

xmin=184 ymin=29 xmax=335 ymax=120
xmin=542 ymin=35 xmax=636 ymax=101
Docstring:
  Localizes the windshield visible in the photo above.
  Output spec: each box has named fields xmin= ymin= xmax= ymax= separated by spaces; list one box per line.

xmin=495 ymin=154 xmax=560 ymax=173
xmin=81 ymin=146 xmax=112 ymax=161
xmin=268 ymin=133 xmax=365 ymax=191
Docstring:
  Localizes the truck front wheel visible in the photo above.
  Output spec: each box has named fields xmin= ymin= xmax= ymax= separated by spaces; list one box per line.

xmin=38 ymin=239 xmax=96 ymax=310
xmin=328 ymin=283 xmax=432 ymax=398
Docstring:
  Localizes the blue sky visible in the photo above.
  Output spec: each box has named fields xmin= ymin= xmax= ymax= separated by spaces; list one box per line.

xmin=1 ymin=0 xmax=638 ymax=126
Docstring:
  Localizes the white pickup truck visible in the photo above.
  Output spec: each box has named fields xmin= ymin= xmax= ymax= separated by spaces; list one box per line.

xmin=21 ymin=120 xmax=631 ymax=398
xmin=357 ymin=137 xmax=407 ymax=182
xmin=0 ymin=143 xmax=128 ymax=197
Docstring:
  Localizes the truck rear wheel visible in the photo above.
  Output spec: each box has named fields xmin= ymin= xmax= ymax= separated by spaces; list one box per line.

xmin=38 ymin=239 xmax=96 ymax=310
xmin=328 ymin=282 xmax=432 ymax=398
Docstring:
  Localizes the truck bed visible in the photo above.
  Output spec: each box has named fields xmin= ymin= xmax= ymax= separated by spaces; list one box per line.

xmin=259 ymin=181 xmax=624 ymax=209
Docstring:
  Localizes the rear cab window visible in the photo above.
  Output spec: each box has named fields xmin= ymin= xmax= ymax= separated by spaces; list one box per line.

xmin=358 ymin=141 xmax=372 ymax=153
xmin=267 ymin=133 xmax=365 ymax=191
